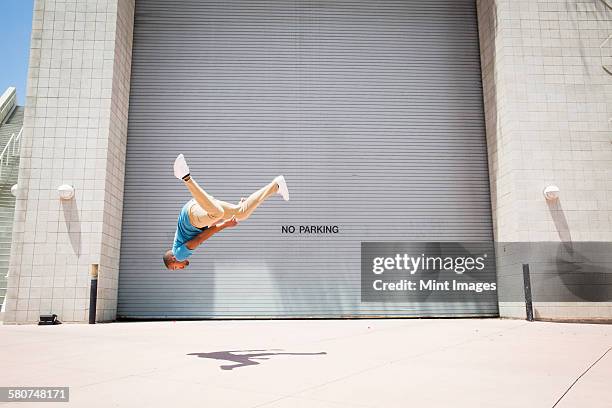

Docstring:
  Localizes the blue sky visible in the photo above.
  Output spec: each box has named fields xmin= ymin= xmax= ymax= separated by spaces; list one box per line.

xmin=0 ymin=0 xmax=33 ymax=105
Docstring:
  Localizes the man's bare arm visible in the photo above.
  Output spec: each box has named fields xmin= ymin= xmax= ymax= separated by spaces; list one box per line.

xmin=185 ymin=217 xmax=238 ymax=250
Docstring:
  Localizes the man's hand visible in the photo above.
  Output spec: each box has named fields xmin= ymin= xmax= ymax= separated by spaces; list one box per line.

xmin=220 ymin=216 xmax=239 ymax=229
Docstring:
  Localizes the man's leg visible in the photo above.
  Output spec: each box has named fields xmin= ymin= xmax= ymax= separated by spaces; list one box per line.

xmin=174 ymin=154 xmax=287 ymax=224
xmin=218 ymin=180 xmax=279 ymax=222
xmin=174 ymin=154 xmax=225 ymax=222
xmin=183 ymin=177 xmax=225 ymax=222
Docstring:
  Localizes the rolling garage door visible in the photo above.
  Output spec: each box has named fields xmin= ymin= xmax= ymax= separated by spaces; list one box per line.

xmin=118 ymin=0 xmax=496 ymax=318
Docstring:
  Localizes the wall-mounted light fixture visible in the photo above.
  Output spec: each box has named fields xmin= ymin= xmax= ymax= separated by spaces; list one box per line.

xmin=10 ymin=184 xmax=18 ymax=197
xmin=543 ymin=185 xmax=560 ymax=201
xmin=57 ymin=184 xmax=75 ymax=200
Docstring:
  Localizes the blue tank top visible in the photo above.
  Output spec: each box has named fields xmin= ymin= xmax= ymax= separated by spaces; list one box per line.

xmin=172 ymin=200 xmax=208 ymax=261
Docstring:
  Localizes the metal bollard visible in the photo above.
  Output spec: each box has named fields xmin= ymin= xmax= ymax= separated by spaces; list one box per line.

xmin=89 ymin=264 xmax=98 ymax=324
xmin=522 ymin=264 xmax=534 ymax=322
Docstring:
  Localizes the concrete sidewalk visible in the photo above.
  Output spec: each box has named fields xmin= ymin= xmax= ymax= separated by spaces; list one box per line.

xmin=0 ymin=319 xmax=611 ymax=407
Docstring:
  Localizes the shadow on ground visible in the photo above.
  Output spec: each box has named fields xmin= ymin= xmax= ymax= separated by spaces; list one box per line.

xmin=187 ymin=349 xmax=327 ymax=370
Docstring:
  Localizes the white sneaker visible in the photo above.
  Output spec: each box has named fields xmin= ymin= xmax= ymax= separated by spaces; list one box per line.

xmin=274 ymin=175 xmax=289 ymax=201
xmin=174 ymin=154 xmax=190 ymax=179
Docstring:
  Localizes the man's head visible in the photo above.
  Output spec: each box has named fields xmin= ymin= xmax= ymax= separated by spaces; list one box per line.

xmin=163 ymin=249 xmax=190 ymax=270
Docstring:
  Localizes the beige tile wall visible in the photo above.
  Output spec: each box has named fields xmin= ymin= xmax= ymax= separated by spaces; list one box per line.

xmin=478 ymin=0 xmax=612 ymax=319
xmin=4 ymin=0 xmax=134 ymax=324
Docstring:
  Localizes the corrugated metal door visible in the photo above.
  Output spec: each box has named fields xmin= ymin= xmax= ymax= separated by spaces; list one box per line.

xmin=118 ymin=0 xmax=496 ymax=318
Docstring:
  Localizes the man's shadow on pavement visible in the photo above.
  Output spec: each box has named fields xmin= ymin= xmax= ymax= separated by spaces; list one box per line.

xmin=187 ymin=349 xmax=327 ymax=370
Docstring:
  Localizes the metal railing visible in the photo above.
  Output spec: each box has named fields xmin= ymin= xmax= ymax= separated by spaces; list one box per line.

xmin=0 ymin=87 xmax=16 ymax=126
xmin=0 ymin=127 xmax=22 ymax=182
xmin=0 ymin=127 xmax=21 ymax=314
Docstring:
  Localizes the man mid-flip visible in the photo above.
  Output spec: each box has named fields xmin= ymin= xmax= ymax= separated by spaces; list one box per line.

xmin=163 ymin=154 xmax=289 ymax=270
